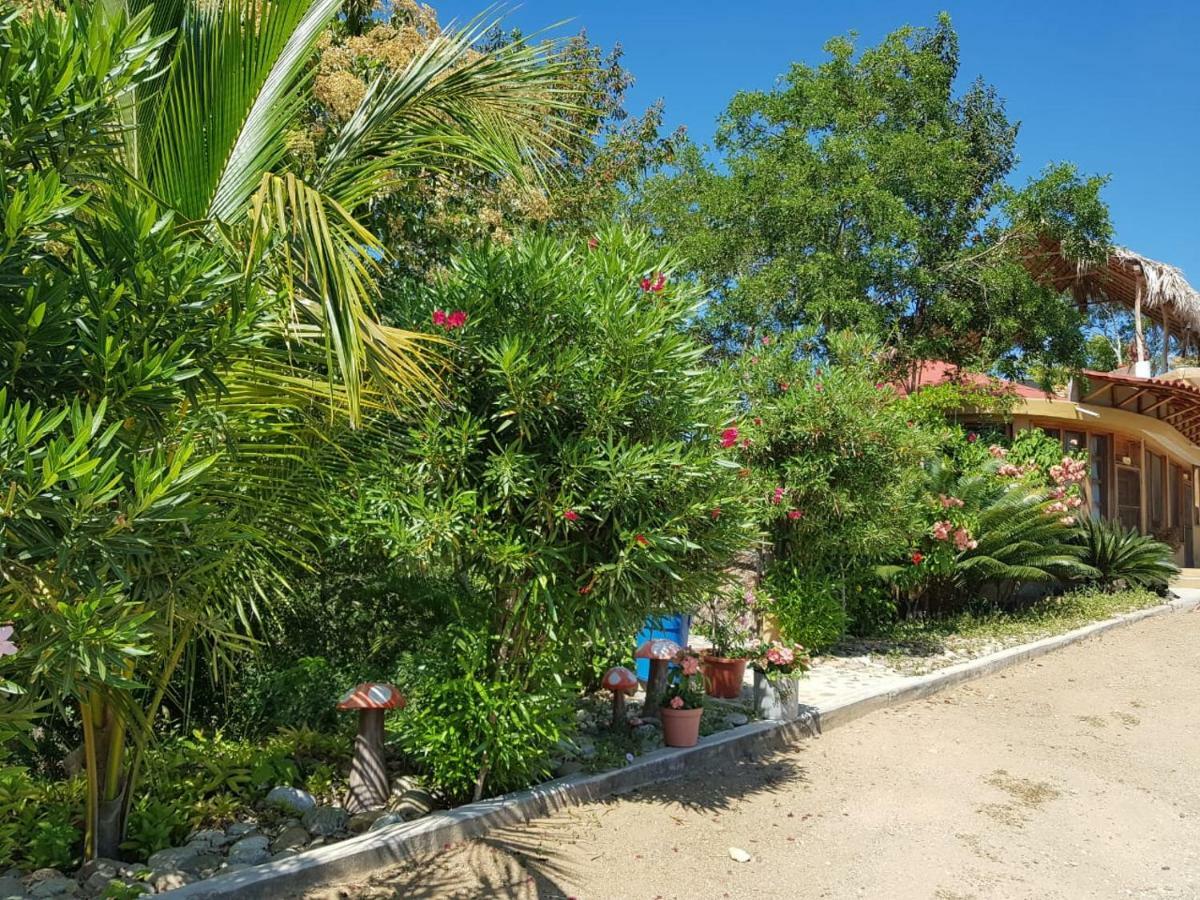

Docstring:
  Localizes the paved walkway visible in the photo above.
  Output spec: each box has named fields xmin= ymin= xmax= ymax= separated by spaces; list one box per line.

xmin=304 ymin=601 xmax=1200 ymax=899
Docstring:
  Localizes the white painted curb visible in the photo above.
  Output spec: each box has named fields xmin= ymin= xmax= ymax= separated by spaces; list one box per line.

xmin=168 ymin=592 xmax=1199 ymax=898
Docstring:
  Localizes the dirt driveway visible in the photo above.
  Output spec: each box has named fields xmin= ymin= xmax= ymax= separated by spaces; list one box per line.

xmin=305 ymin=609 xmax=1200 ymax=899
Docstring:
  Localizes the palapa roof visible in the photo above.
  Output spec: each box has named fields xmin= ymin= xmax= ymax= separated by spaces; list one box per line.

xmin=1025 ymin=239 xmax=1200 ymax=333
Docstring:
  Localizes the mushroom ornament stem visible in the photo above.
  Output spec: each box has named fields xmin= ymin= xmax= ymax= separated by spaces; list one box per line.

xmin=338 ymin=683 xmax=405 ymax=814
xmin=634 ymin=639 xmax=680 ymax=720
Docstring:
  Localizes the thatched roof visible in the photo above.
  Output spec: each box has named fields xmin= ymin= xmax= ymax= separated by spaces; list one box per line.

xmin=1025 ymin=239 xmax=1200 ymax=333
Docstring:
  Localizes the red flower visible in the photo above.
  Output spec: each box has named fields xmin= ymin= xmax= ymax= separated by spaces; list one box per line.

xmin=778 ymin=381 xmax=790 ymax=392
xmin=635 ymin=534 xmax=649 ymax=547
xmin=753 ymin=417 xmax=762 ymax=426
xmin=640 ymin=272 xmax=666 ymax=293
xmin=446 ymin=310 xmax=468 ymax=329
xmin=710 ymin=507 xmax=721 ymax=520
xmin=587 ymin=237 xmax=599 ymax=250
xmin=432 ymin=309 xmax=448 ymax=326
xmin=814 ymin=382 xmax=823 ymax=392
xmin=740 ymin=437 xmax=751 ymax=448
xmin=771 ymin=486 xmax=785 ymax=505
xmin=719 ymin=427 xmax=739 ymax=448
xmin=967 ymin=432 xmax=978 ymax=443
xmin=563 ymin=509 xmax=580 ymax=522
xmin=787 ymin=509 xmax=802 ymax=520
xmin=578 ymin=584 xmax=592 ymax=595
xmin=911 ymin=551 xmax=924 ymax=565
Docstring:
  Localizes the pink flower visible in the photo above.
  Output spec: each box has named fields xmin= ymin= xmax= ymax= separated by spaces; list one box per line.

xmin=771 ymin=486 xmax=785 ymax=505
xmin=681 ymin=656 xmax=699 ymax=676
xmin=997 ymin=463 xmax=1021 ymax=477
xmin=0 ymin=625 xmax=16 ymax=658
xmin=967 ymin=432 xmax=978 ymax=443
xmin=953 ymin=527 xmax=974 ymax=551
xmin=432 ymin=309 xmax=448 ymax=326
xmin=932 ymin=520 xmax=952 ymax=541
xmin=761 ymin=335 xmax=771 ymax=346
xmin=778 ymin=381 xmax=790 ymax=392
xmin=988 ymin=444 xmax=1008 ymax=459
xmin=740 ymin=437 xmax=751 ymax=448
xmin=720 ymin=427 xmax=739 ymax=449
xmin=563 ymin=509 xmax=580 ymax=522
xmin=587 ymin=237 xmax=598 ymax=250
xmin=743 ymin=589 xmax=757 ymax=608
xmin=578 ymin=584 xmax=592 ymax=595
xmin=911 ymin=551 xmax=924 ymax=565
xmin=814 ymin=382 xmax=824 ymax=392
xmin=787 ymin=509 xmax=802 ymax=520
xmin=446 ymin=310 xmax=467 ymax=329
xmin=669 ymin=696 xmax=684 ymax=709
xmin=939 ymin=494 xmax=964 ymax=509
xmin=1060 ymin=516 xmax=1076 ymax=526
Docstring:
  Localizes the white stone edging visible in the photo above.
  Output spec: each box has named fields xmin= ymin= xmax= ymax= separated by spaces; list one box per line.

xmin=166 ymin=592 xmax=1200 ymax=898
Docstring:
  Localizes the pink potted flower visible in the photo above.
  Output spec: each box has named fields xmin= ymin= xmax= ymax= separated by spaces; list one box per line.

xmin=751 ymin=641 xmax=811 ymax=721
xmin=659 ymin=648 xmax=706 ymax=747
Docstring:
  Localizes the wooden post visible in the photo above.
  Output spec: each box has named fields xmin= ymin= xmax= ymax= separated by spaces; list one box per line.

xmin=1139 ymin=440 xmax=1148 ymax=534
xmin=1133 ymin=281 xmax=1147 ymax=367
xmin=1163 ymin=307 xmax=1171 ymax=373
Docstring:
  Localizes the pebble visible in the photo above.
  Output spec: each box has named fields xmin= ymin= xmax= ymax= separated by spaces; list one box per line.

xmin=368 ymin=812 xmax=408 ymax=832
xmin=271 ymin=825 xmax=311 ymax=853
xmin=728 ymin=847 xmax=753 ymax=863
xmin=302 ymin=805 xmax=347 ymax=837
xmin=226 ymin=835 xmax=271 ymax=867
xmin=265 ymin=786 xmax=317 ymax=815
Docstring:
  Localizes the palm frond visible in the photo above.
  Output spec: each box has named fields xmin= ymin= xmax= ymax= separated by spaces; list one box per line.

xmin=316 ymin=12 xmax=577 ymax=210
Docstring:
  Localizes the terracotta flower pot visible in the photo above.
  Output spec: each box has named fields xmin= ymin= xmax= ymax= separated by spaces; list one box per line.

xmin=660 ymin=706 xmax=703 ymax=747
xmin=700 ymin=655 xmax=748 ymax=699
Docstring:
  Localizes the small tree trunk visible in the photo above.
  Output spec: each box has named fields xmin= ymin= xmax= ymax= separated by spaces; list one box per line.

xmin=345 ymin=709 xmax=389 ymax=814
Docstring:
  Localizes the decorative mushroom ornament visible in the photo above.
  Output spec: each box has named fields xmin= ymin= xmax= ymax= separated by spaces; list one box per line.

xmin=635 ymin=638 xmax=680 ymax=719
xmin=602 ymin=666 xmax=639 ymax=729
xmin=338 ymin=682 xmax=405 ymax=814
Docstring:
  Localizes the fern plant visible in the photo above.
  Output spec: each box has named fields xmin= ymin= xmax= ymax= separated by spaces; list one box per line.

xmin=1073 ymin=517 xmax=1178 ymax=591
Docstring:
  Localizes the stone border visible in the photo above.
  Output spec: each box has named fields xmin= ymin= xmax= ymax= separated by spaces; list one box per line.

xmin=167 ymin=592 xmax=1199 ymax=898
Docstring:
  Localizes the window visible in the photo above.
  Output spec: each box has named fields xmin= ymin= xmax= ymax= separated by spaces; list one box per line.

xmin=1117 ymin=466 xmax=1141 ymax=531
xmin=1089 ymin=434 xmax=1109 ymax=519
xmin=1148 ymin=452 xmax=1166 ymax=531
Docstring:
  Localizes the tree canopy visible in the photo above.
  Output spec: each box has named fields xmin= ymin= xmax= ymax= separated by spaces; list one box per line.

xmin=635 ymin=14 xmax=1112 ymax=381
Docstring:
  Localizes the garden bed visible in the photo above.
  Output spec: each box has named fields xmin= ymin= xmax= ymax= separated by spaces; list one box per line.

xmin=815 ymin=587 xmax=1167 ymax=677
xmin=0 ymin=692 xmax=756 ymax=898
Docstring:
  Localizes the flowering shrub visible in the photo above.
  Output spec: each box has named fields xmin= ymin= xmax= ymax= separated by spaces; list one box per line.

xmin=339 ymin=227 xmax=760 ymax=799
xmin=752 ymin=641 xmax=811 ymax=681
xmin=661 ymin=648 xmax=705 ymax=710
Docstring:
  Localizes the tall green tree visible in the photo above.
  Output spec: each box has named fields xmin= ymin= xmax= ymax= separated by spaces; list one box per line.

xmin=636 ymin=15 xmax=1111 ymax=381
xmin=0 ymin=0 xmax=569 ymax=860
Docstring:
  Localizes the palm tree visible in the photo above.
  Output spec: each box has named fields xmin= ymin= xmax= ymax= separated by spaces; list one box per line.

xmin=0 ymin=0 xmax=572 ymax=859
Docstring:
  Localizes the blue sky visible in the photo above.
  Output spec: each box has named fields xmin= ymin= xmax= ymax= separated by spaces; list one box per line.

xmin=434 ymin=1 xmax=1200 ymax=281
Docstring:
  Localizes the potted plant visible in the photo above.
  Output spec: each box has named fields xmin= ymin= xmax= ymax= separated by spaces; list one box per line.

xmin=751 ymin=641 xmax=811 ymax=721
xmin=659 ymin=649 xmax=706 ymax=747
xmin=694 ymin=590 xmax=755 ymax=698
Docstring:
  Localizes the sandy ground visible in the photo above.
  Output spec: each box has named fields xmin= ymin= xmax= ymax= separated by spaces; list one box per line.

xmin=304 ymin=609 xmax=1200 ymax=900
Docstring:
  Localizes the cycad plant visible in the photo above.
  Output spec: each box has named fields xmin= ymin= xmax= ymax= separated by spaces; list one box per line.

xmin=882 ymin=463 xmax=1097 ymax=616
xmin=1073 ymin=517 xmax=1178 ymax=591
xmin=0 ymin=0 xmax=569 ymax=859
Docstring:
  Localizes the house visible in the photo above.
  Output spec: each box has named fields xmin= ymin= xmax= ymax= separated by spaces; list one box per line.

xmin=912 ymin=245 xmax=1200 ymax=567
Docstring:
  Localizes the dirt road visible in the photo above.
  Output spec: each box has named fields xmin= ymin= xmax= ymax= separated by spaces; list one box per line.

xmin=306 ymin=609 xmax=1200 ymax=899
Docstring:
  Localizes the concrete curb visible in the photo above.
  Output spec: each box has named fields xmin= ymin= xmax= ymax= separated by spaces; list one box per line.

xmin=167 ymin=592 xmax=1199 ymax=898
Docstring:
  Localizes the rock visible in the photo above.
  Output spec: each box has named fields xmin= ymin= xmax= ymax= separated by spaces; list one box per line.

xmin=725 ymin=712 xmax=750 ymax=727
xmin=146 ymin=846 xmax=210 ymax=874
xmin=394 ymin=789 xmax=435 ymax=816
xmin=347 ymin=810 xmax=388 ymax=834
xmin=28 ymin=877 xmax=77 ymax=898
xmin=553 ymin=759 xmax=585 ymax=778
xmin=301 ymin=805 xmax=346 ymax=837
xmin=265 ymin=786 xmax=316 ymax=815
xmin=186 ymin=828 xmax=230 ymax=851
xmin=368 ymin=812 xmax=408 ymax=832
xmin=226 ymin=822 xmax=259 ymax=838
xmin=0 ymin=874 xmax=27 ymax=900
xmin=80 ymin=872 xmax=124 ymax=897
xmin=270 ymin=849 xmax=299 ymax=862
xmin=219 ymin=864 xmax=248 ymax=875
xmin=150 ymin=871 xmax=194 ymax=893
xmin=74 ymin=860 xmax=119 ymax=884
xmin=117 ymin=865 xmax=148 ymax=881
xmin=728 ymin=846 xmax=753 ymax=863
xmin=271 ymin=825 xmax=311 ymax=853
xmin=389 ymin=775 xmax=427 ymax=796
xmin=226 ymin=834 xmax=271 ymax=867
